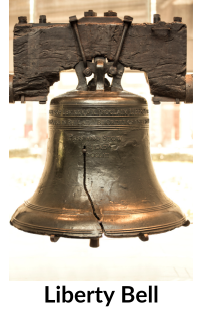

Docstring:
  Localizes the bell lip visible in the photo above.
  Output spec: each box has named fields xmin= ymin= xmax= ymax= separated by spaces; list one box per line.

xmin=11 ymin=216 xmax=187 ymax=239
xmin=103 ymin=216 xmax=187 ymax=238
xmin=10 ymin=204 xmax=187 ymax=239
xmin=10 ymin=203 xmax=103 ymax=239
xmin=10 ymin=217 xmax=103 ymax=239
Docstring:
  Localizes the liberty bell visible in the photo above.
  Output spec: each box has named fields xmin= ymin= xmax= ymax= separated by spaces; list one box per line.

xmin=10 ymin=10 xmax=192 ymax=247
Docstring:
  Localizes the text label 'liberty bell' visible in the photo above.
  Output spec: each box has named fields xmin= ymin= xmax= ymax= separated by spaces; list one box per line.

xmin=9 ymin=11 xmax=192 ymax=247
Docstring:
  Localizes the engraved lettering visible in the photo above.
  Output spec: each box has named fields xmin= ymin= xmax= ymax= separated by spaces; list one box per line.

xmin=49 ymin=112 xmax=149 ymax=127
xmin=89 ymin=144 xmax=112 ymax=150
xmin=88 ymin=153 xmax=110 ymax=158
xmin=101 ymin=144 xmax=108 ymax=150
xmin=49 ymin=109 xmax=61 ymax=116
xmin=58 ymin=107 xmax=149 ymax=117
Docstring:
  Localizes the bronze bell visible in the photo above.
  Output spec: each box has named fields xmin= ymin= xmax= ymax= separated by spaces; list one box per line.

xmin=10 ymin=57 xmax=190 ymax=247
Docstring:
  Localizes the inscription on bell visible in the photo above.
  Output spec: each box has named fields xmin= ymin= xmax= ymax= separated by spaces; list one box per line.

xmin=50 ymin=107 xmax=149 ymax=117
xmin=88 ymin=152 xmax=110 ymax=158
xmin=49 ymin=118 xmax=149 ymax=126
xmin=68 ymin=134 xmax=122 ymax=142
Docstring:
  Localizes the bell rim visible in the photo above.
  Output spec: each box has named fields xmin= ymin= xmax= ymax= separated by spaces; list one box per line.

xmin=10 ymin=202 xmax=187 ymax=239
xmin=10 ymin=216 xmax=187 ymax=239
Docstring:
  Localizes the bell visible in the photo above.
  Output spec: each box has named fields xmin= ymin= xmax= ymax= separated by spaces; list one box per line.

xmin=10 ymin=57 xmax=189 ymax=247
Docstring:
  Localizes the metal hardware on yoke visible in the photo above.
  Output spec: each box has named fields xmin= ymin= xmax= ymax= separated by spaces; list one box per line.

xmin=75 ymin=57 xmax=124 ymax=92
xmin=108 ymin=15 xmax=133 ymax=77
xmin=69 ymin=15 xmax=92 ymax=77
xmin=95 ymin=57 xmax=105 ymax=91
xmin=152 ymin=96 xmax=180 ymax=105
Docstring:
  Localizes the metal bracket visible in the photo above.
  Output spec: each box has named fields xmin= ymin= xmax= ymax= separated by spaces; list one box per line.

xmin=109 ymin=62 xmax=124 ymax=92
xmin=75 ymin=61 xmax=95 ymax=91
xmin=152 ymin=96 xmax=180 ymax=105
xmin=69 ymin=15 xmax=92 ymax=77
xmin=95 ymin=57 xmax=105 ymax=91
xmin=108 ymin=15 xmax=133 ymax=77
xmin=75 ymin=58 xmax=124 ymax=92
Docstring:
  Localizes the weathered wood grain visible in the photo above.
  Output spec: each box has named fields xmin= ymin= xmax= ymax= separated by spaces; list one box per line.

xmin=13 ymin=21 xmax=187 ymax=101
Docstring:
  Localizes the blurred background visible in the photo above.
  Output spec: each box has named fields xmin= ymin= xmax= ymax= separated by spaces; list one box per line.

xmin=9 ymin=0 xmax=193 ymax=281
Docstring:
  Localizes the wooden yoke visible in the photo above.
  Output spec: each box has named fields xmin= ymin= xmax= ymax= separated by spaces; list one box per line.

xmin=10 ymin=12 xmax=192 ymax=104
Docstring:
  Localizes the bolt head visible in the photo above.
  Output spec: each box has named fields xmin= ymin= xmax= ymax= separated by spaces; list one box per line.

xmin=173 ymin=16 xmax=182 ymax=22
xmin=83 ymin=67 xmax=92 ymax=77
xmin=39 ymin=15 xmax=46 ymax=23
xmin=153 ymin=14 xmax=161 ymax=23
xmin=108 ymin=66 xmax=118 ymax=76
xmin=18 ymin=16 xmax=27 ymax=24
xmin=84 ymin=10 xmax=97 ymax=17
xmin=153 ymin=97 xmax=161 ymax=104
xmin=69 ymin=15 xmax=78 ymax=23
xmin=124 ymin=15 xmax=133 ymax=23
xmin=104 ymin=10 xmax=117 ymax=16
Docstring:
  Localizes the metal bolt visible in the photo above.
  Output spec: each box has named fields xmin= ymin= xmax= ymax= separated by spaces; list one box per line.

xmin=173 ymin=17 xmax=182 ymax=22
xmin=83 ymin=67 xmax=92 ymax=77
xmin=124 ymin=15 xmax=133 ymax=24
xmin=108 ymin=66 xmax=118 ymax=76
xmin=21 ymin=95 xmax=25 ymax=103
xmin=39 ymin=15 xmax=46 ymax=23
xmin=108 ymin=15 xmax=132 ymax=76
xmin=152 ymin=97 xmax=161 ymax=105
xmin=153 ymin=14 xmax=161 ymax=23
xmin=84 ymin=10 xmax=97 ymax=17
xmin=18 ymin=16 xmax=27 ymax=24
xmin=104 ymin=10 xmax=117 ymax=16
xmin=69 ymin=15 xmax=78 ymax=23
